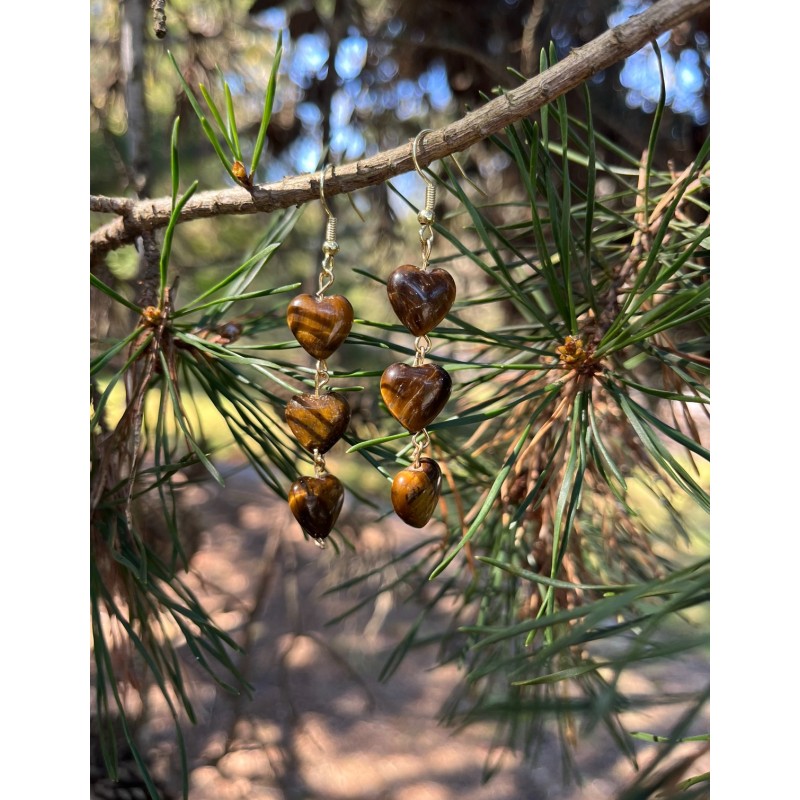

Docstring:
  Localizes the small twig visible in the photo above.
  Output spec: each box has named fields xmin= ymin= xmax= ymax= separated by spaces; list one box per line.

xmin=520 ymin=0 xmax=547 ymax=77
xmin=152 ymin=0 xmax=167 ymax=39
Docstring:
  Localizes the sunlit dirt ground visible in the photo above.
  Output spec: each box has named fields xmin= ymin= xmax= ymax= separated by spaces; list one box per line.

xmin=96 ymin=466 xmax=709 ymax=800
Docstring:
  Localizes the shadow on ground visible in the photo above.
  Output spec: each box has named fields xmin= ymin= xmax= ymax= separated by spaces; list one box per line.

xmin=105 ymin=466 xmax=708 ymax=800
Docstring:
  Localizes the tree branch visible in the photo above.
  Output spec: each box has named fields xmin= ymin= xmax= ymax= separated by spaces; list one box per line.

xmin=90 ymin=0 xmax=709 ymax=260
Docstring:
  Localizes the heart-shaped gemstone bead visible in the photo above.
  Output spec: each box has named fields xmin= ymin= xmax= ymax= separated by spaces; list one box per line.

xmin=391 ymin=458 xmax=442 ymax=528
xmin=287 ymin=294 xmax=353 ymax=360
xmin=380 ymin=362 xmax=451 ymax=433
xmin=387 ymin=264 xmax=456 ymax=336
xmin=285 ymin=392 xmax=351 ymax=454
xmin=288 ymin=474 xmax=344 ymax=541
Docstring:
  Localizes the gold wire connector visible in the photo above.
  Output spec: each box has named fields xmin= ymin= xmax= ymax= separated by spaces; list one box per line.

xmin=314 ymin=359 xmax=330 ymax=395
xmin=313 ymin=448 xmax=327 ymax=477
xmin=413 ymin=334 xmax=433 ymax=366
xmin=411 ymin=429 xmax=430 ymax=468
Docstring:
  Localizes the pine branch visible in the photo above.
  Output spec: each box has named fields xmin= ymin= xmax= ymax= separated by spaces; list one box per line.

xmin=89 ymin=0 xmax=709 ymax=260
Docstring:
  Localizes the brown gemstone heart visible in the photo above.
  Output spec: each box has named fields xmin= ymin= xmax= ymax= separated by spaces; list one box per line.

xmin=387 ymin=265 xmax=456 ymax=336
xmin=391 ymin=458 xmax=442 ymax=528
xmin=288 ymin=474 xmax=344 ymax=541
xmin=380 ymin=362 xmax=451 ymax=433
xmin=285 ymin=392 xmax=351 ymax=454
xmin=287 ymin=293 xmax=353 ymax=360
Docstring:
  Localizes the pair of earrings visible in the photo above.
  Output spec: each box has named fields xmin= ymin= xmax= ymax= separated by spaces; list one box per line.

xmin=285 ymin=132 xmax=456 ymax=546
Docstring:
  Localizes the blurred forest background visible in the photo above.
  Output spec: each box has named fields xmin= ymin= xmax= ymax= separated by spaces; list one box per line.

xmin=90 ymin=1 xmax=710 ymax=798
xmin=90 ymin=0 xmax=709 ymax=288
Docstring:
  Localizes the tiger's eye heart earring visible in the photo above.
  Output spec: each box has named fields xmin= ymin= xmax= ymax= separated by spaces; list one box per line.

xmin=285 ymin=392 xmax=351 ymax=454
xmin=387 ymin=264 xmax=456 ymax=336
xmin=390 ymin=457 xmax=442 ymax=529
xmin=288 ymin=474 xmax=345 ymax=540
xmin=285 ymin=166 xmax=351 ymax=546
xmin=380 ymin=362 xmax=451 ymax=434
xmin=381 ymin=130 xmax=455 ymax=528
xmin=286 ymin=293 xmax=353 ymax=360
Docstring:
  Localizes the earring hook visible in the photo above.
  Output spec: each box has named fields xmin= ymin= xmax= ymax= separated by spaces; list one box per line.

xmin=412 ymin=129 xmax=435 ymax=189
xmin=317 ymin=164 xmax=338 ymax=297
xmin=319 ymin=164 xmax=334 ymax=220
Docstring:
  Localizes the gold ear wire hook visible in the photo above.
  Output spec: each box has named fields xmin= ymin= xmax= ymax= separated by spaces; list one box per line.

xmin=412 ymin=129 xmax=435 ymax=189
xmin=413 ymin=129 xmax=437 ymax=217
xmin=320 ymin=161 xmax=365 ymax=222
xmin=317 ymin=165 xmax=338 ymax=298
xmin=319 ymin=164 xmax=334 ymax=221
xmin=319 ymin=164 xmax=337 ymax=249
xmin=414 ymin=131 xmax=486 ymax=199
xmin=412 ymin=130 xmax=436 ymax=268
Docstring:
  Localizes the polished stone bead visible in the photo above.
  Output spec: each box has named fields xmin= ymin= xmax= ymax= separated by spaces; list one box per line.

xmin=287 ymin=474 xmax=344 ymax=541
xmin=386 ymin=264 xmax=456 ymax=336
xmin=391 ymin=458 xmax=442 ymax=528
xmin=286 ymin=293 xmax=353 ymax=360
xmin=380 ymin=362 xmax=451 ymax=433
xmin=285 ymin=392 xmax=351 ymax=454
